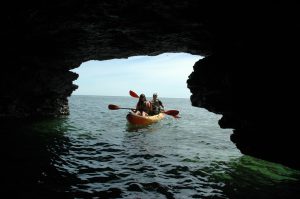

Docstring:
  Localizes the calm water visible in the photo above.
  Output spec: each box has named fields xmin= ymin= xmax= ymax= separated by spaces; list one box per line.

xmin=1 ymin=95 xmax=299 ymax=198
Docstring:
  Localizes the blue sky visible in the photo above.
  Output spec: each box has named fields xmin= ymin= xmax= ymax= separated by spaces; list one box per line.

xmin=71 ymin=53 xmax=202 ymax=98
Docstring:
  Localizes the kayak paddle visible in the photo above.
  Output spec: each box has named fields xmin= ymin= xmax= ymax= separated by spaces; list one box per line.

xmin=108 ymin=104 xmax=179 ymax=118
xmin=162 ymin=110 xmax=179 ymax=116
xmin=108 ymin=104 xmax=180 ymax=118
xmin=162 ymin=110 xmax=181 ymax=118
xmin=108 ymin=104 xmax=135 ymax=111
xmin=129 ymin=90 xmax=139 ymax=98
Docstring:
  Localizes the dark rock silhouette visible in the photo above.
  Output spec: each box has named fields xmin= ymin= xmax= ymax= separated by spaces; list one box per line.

xmin=1 ymin=1 xmax=299 ymax=169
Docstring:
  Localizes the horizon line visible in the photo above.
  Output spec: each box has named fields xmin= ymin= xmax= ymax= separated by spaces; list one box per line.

xmin=70 ymin=94 xmax=191 ymax=99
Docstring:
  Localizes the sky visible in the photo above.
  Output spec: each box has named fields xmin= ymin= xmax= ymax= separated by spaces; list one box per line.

xmin=71 ymin=53 xmax=202 ymax=98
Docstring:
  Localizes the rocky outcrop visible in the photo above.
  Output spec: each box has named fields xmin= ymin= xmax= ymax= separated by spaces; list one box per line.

xmin=0 ymin=67 xmax=78 ymax=118
xmin=187 ymin=51 xmax=299 ymax=170
xmin=186 ymin=1 xmax=299 ymax=169
xmin=1 ymin=1 xmax=299 ymax=169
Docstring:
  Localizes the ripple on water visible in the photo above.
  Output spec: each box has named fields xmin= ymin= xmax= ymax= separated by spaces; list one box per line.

xmin=2 ymin=96 xmax=299 ymax=199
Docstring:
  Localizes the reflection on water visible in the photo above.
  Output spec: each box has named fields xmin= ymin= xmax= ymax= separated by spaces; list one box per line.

xmin=1 ymin=118 xmax=74 ymax=198
xmin=125 ymin=123 xmax=152 ymax=132
xmin=1 ymin=96 xmax=299 ymax=198
xmin=209 ymin=156 xmax=300 ymax=199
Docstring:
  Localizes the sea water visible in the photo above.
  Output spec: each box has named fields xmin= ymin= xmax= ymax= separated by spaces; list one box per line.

xmin=1 ymin=95 xmax=299 ymax=198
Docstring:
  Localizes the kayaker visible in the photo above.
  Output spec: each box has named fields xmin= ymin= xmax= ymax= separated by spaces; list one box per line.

xmin=150 ymin=93 xmax=164 ymax=115
xmin=133 ymin=94 xmax=151 ymax=116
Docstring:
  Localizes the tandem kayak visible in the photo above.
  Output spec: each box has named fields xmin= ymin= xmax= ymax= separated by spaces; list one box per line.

xmin=126 ymin=112 xmax=165 ymax=125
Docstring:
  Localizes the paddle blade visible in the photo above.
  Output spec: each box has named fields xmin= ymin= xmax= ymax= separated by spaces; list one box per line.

xmin=163 ymin=110 xmax=179 ymax=116
xmin=172 ymin=115 xmax=181 ymax=119
xmin=108 ymin=104 xmax=120 ymax=110
xmin=129 ymin=90 xmax=139 ymax=98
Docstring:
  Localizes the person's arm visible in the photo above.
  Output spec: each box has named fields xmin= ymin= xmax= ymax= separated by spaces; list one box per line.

xmin=159 ymin=100 xmax=164 ymax=108
xmin=146 ymin=101 xmax=152 ymax=112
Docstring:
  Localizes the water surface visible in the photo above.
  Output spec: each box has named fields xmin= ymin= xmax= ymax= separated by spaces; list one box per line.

xmin=1 ymin=95 xmax=299 ymax=198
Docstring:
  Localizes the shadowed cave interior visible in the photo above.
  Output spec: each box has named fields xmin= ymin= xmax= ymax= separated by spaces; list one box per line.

xmin=1 ymin=1 xmax=299 ymax=170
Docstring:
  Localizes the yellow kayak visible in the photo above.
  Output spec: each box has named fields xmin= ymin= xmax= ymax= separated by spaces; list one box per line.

xmin=126 ymin=112 xmax=165 ymax=125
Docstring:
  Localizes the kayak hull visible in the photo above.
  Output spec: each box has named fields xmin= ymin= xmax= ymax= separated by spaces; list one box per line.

xmin=126 ymin=112 xmax=165 ymax=125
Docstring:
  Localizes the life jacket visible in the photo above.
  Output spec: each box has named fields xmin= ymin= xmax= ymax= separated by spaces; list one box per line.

xmin=151 ymin=99 xmax=161 ymax=108
xmin=151 ymin=99 xmax=162 ymax=114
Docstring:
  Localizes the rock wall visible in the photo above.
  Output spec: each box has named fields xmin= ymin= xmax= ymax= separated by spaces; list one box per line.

xmin=1 ymin=1 xmax=299 ymax=169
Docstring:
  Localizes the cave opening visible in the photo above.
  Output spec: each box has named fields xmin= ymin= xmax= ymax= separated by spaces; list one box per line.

xmin=66 ymin=51 xmax=242 ymax=162
xmin=70 ymin=52 xmax=202 ymax=98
